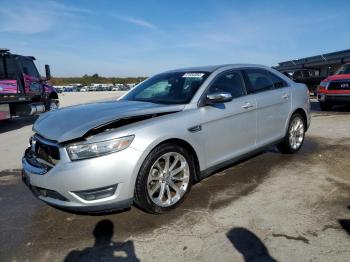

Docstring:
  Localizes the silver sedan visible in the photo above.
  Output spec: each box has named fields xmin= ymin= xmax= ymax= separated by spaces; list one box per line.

xmin=22 ymin=64 xmax=310 ymax=214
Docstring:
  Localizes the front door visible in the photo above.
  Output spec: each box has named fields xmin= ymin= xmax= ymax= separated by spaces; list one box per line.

xmin=18 ymin=57 xmax=43 ymax=96
xmin=198 ymin=70 xmax=257 ymax=168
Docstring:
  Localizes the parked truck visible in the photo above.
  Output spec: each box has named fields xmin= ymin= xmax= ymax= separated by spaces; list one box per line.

xmin=290 ymin=69 xmax=324 ymax=95
xmin=0 ymin=49 xmax=58 ymax=121
xmin=317 ymin=63 xmax=350 ymax=110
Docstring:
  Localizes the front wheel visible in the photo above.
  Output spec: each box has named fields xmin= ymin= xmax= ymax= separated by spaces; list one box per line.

xmin=134 ymin=143 xmax=194 ymax=214
xmin=45 ymin=98 xmax=59 ymax=112
xmin=277 ymin=113 xmax=305 ymax=154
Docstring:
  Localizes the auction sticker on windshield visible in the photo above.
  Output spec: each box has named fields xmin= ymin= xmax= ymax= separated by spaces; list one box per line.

xmin=182 ymin=73 xmax=205 ymax=78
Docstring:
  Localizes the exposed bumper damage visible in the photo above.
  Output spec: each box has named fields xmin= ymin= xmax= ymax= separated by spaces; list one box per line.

xmin=23 ymin=100 xmax=182 ymax=212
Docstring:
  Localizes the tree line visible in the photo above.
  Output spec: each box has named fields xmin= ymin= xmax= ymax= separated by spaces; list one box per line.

xmin=49 ymin=74 xmax=147 ymax=86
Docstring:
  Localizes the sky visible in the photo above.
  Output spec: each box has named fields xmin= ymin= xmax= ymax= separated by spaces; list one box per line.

xmin=0 ymin=0 xmax=349 ymax=77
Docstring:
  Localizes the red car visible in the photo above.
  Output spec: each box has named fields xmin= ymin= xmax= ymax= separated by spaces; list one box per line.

xmin=317 ymin=63 xmax=350 ymax=110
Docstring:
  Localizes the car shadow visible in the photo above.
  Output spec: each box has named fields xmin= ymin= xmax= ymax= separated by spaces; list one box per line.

xmin=338 ymin=205 xmax=350 ymax=236
xmin=49 ymin=203 xmax=132 ymax=216
xmin=310 ymin=100 xmax=321 ymax=111
xmin=0 ymin=116 xmax=37 ymax=134
xmin=310 ymin=100 xmax=350 ymax=113
xmin=339 ymin=219 xmax=350 ymax=235
xmin=226 ymin=227 xmax=278 ymax=262
xmin=64 ymin=219 xmax=140 ymax=262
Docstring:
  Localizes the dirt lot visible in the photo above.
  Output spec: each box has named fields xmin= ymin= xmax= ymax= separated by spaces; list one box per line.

xmin=0 ymin=94 xmax=349 ymax=262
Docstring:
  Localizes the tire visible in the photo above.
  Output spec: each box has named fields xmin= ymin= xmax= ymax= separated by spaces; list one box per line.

xmin=277 ymin=113 xmax=305 ymax=154
xmin=45 ymin=97 xmax=59 ymax=112
xmin=319 ymin=101 xmax=332 ymax=111
xmin=134 ymin=143 xmax=194 ymax=214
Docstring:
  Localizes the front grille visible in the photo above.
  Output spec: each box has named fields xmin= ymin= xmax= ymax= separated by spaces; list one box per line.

xmin=328 ymin=80 xmax=350 ymax=90
xmin=30 ymin=135 xmax=60 ymax=169
xmin=24 ymin=148 xmax=49 ymax=171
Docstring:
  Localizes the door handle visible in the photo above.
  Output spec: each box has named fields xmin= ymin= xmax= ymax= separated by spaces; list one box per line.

xmin=242 ymin=102 xmax=254 ymax=109
xmin=282 ymin=94 xmax=289 ymax=100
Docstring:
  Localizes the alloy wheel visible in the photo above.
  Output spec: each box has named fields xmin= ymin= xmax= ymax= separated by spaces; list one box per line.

xmin=289 ymin=116 xmax=304 ymax=150
xmin=147 ymin=152 xmax=190 ymax=207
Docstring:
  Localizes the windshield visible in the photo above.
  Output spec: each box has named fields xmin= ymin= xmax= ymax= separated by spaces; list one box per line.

xmin=335 ymin=64 xmax=350 ymax=75
xmin=122 ymin=71 xmax=210 ymax=104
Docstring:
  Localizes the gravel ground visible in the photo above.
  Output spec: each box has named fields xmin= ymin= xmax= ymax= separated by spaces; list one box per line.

xmin=0 ymin=95 xmax=349 ymax=262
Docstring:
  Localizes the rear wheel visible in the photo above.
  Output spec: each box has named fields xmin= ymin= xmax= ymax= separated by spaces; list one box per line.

xmin=319 ymin=101 xmax=332 ymax=111
xmin=277 ymin=113 xmax=305 ymax=154
xmin=134 ymin=143 xmax=194 ymax=214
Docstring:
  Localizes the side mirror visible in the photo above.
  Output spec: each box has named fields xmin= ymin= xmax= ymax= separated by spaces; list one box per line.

xmin=205 ymin=92 xmax=233 ymax=105
xmin=45 ymin=64 xmax=51 ymax=80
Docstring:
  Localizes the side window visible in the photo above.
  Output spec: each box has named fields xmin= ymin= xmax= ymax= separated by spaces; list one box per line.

xmin=0 ymin=57 xmax=17 ymax=79
xmin=244 ymin=69 xmax=274 ymax=93
xmin=20 ymin=58 xmax=40 ymax=78
xmin=268 ymin=72 xmax=288 ymax=88
xmin=208 ymin=71 xmax=246 ymax=98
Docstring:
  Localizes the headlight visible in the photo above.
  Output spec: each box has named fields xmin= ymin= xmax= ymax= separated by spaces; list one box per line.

xmin=66 ymin=135 xmax=134 ymax=160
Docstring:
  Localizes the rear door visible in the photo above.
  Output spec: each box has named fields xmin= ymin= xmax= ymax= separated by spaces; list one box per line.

xmin=243 ymin=68 xmax=291 ymax=147
xmin=199 ymin=70 xmax=257 ymax=168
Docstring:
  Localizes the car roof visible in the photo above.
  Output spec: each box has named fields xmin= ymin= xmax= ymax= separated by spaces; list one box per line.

xmin=164 ymin=64 xmax=270 ymax=73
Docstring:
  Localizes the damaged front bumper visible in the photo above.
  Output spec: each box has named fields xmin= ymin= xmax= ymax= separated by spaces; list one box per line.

xmin=22 ymin=143 xmax=145 ymax=213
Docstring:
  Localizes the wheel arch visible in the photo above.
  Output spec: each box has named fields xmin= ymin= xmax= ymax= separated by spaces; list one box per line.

xmin=48 ymin=91 xmax=58 ymax=99
xmin=153 ymin=138 xmax=201 ymax=182
xmin=283 ymin=107 xmax=309 ymax=137
xmin=292 ymin=108 xmax=308 ymax=131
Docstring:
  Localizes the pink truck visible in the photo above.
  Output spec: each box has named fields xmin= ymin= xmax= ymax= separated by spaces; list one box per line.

xmin=0 ymin=49 xmax=58 ymax=120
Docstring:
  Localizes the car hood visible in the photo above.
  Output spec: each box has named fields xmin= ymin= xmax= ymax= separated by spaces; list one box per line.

xmin=33 ymin=100 xmax=185 ymax=143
